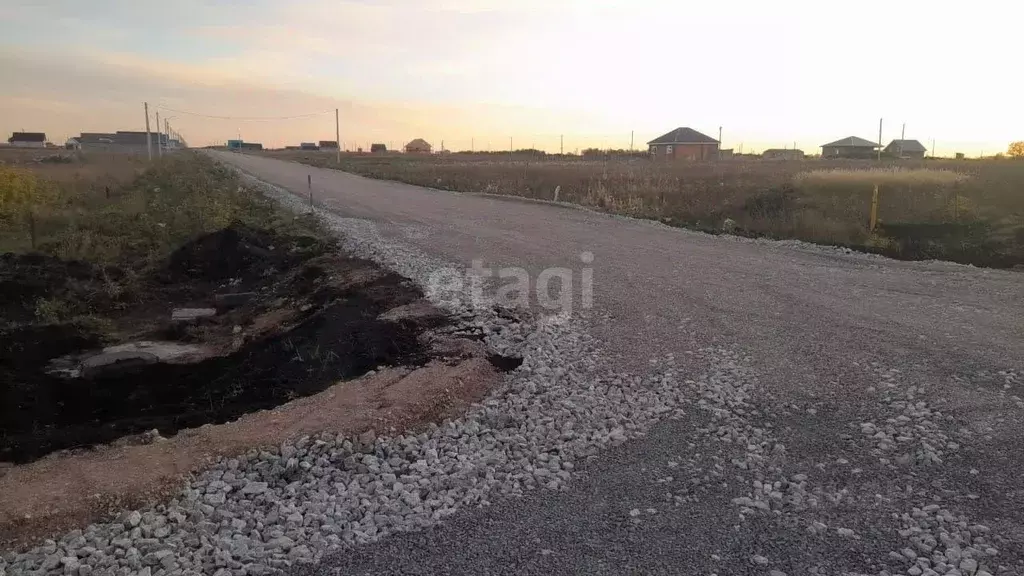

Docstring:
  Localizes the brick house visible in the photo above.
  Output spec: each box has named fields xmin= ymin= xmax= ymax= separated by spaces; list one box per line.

xmin=647 ymin=127 xmax=719 ymax=160
xmin=405 ymin=138 xmax=432 ymax=154
xmin=821 ymin=136 xmax=879 ymax=159
xmin=884 ymin=139 xmax=927 ymax=159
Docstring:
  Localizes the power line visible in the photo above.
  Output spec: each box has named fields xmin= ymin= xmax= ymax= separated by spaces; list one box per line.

xmin=153 ymin=105 xmax=333 ymax=121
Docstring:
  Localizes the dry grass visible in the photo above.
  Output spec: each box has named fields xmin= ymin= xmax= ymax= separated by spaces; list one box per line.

xmin=0 ymin=148 xmax=144 ymax=190
xmin=264 ymin=150 xmax=1024 ymax=267
xmin=794 ymin=167 xmax=969 ymax=187
xmin=0 ymin=151 xmax=322 ymax=265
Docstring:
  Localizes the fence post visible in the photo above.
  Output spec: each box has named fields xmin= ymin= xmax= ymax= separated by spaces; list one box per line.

xmin=307 ymin=174 xmax=313 ymax=210
xmin=953 ymin=183 xmax=960 ymax=221
xmin=28 ymin=210 xmax=36 ymax=250
xmin=870 ymin=184 xmax=880 ymax=232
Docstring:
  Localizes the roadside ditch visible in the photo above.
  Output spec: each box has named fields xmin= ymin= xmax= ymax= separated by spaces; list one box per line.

xmin=0 ymin=220 xmax=522 ymax=545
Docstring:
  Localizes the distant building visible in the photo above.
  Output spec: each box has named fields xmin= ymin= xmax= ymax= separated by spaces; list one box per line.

xmin=647 ymin=127 xmax=720 ymax=161
xmin=821 ymin=136 xmax=879 ymax=159
xmin=112 ymin=131 xmax=164 ymax=148
xmin=240 ymin=142 xmax=263 ymax=151
xmin=82 ymin=133 xmax=119 ymax=145
xmin=404 ymin=138 xmax=432 ymax=154
xmin=300 ymin=142 xmax=319 ymax=151
xmin=227 ymin=139 xmax=243 ymax=150
xmin=719 ymin=148 xmax=735 ymax=159
xmin=318 ymin=140 xmax=339 ymax=150
xmin=762 ymin=148 xmax=805 ymax=160
xmin=8 ymin=132 xmax=46 ymax=148
xmin=77 ymin=131 xmax=165 ymax=153
xmin=884 ymin=139 xmax=927 ymax=160
xmin=370 ymin=143 xmax=387 ymax=153
xmin=65 ymin=138 xmax=81 ymax=150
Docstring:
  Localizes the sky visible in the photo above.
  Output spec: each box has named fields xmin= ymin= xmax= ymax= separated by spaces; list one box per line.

xmin=1 ymin=0 xmax=1020 ymax=155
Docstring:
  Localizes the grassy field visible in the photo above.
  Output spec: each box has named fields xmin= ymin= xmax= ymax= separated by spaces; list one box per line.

xmin=264 ymin=150 xmax=1024 ymax=267
xmin=0 ymin=149 xmax=317 ymax=264
xmin=0 ymin=148 xmax=324 ymax=325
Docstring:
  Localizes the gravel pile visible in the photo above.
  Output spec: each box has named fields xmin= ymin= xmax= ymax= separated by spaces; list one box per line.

xmin=854 ymin=363 xmax=1017 ymax=576
xmin=889 ymin=506 xmax=1001 ymax=576
xmin=861 ymin=385 xmax=960 ymax=468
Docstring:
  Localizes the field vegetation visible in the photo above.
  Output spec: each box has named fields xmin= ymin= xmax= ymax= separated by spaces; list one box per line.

xmin=0 ymin=148 xmax=326 ymax=346
xmin=0 ymin=149 xmax=316 ymax=265
xmin=265 ymin=150 xmax=1024 ymax=267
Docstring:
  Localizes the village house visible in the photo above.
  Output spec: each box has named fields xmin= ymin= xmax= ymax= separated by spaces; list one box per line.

xmin=7 ymin=132 xmax=46 ymax=148
xmin=884 ymin=139 xmax=927 ymax=159
xmin=821 ymin=136 xmax=879 ymax=159
xmin=647 ymin=128 xmax=720 ymax=161
xmin=405 ymin=138 xmax=432 ymax=154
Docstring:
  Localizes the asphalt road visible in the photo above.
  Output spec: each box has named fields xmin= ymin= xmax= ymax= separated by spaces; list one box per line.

xmin=213 ymin=151 xmax=1024 ymax=575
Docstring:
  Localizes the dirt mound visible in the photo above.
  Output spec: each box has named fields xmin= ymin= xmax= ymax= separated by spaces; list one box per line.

xmin=0 ymin=223 xmax=457 ymax=464
xmin=1 ymin=256 xmax=437 ymax=463
xmin=0 ymin=219 xmax=522 ymax=546
xmin=166 ymin=223 xmax=325 ymax=282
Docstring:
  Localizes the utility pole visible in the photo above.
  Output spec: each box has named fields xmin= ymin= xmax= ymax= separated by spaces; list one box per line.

xmin=932 ymin=138 xmax=936 ymax=158
xmin=155 ymin=111 xmax=162 ymax=157
xmin=630 ymin=131 xmax=634 ymax=151
xmin=901 ymin=123 xmax=906 ymax=140
xmin=719 ymin=126 xmax=723 ymax=146
xmin=560 ymin=134 xmax=564 ymax=155
xmin=334 ymin=108 xmax=341 ymax=163
xmin=144 ymin=102 xmax=152 ymax=161
xmin=471 ymin=138 xmax=474 ymax=153
xmin=509 ymin=136 xmax=513 ymax=160
xmin=877 ymin=118 xmax=883 ymax=161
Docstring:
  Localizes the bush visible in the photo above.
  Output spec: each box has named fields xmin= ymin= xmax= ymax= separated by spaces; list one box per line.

xmin=0 ymin=167 xmax=56 ymax=222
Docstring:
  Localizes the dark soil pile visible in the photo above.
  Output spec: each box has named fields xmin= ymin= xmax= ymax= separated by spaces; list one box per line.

xmin=0 ymin=224 xmax=442 ymax=464
xmin=165 ymin=223 xmax=324 ymax=283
